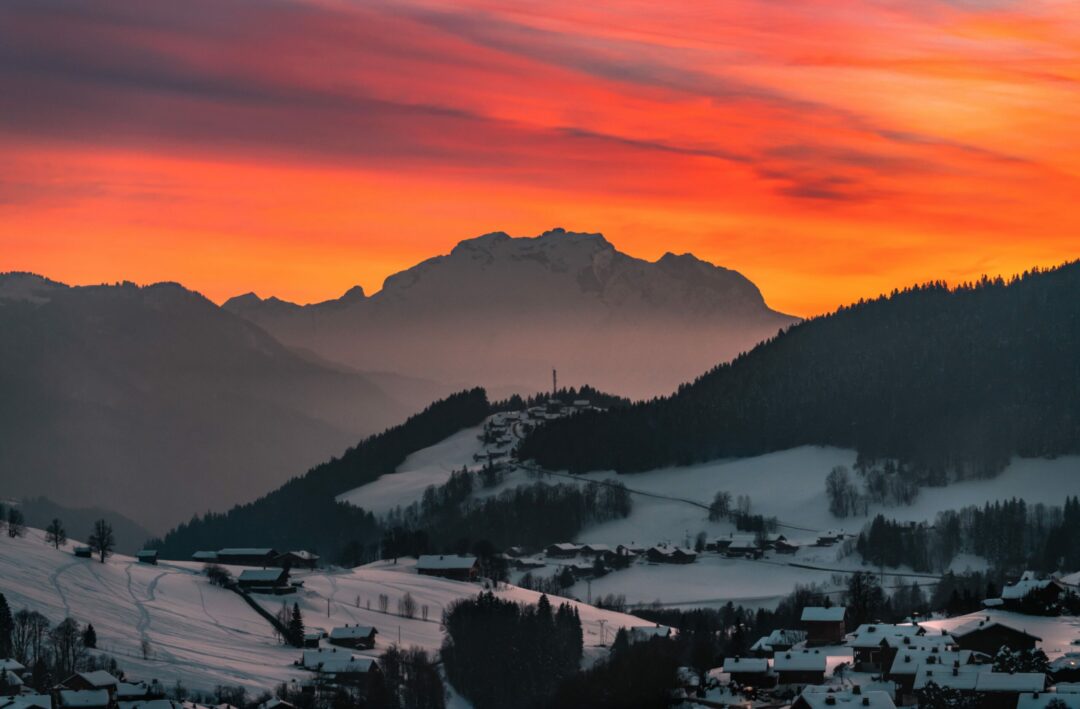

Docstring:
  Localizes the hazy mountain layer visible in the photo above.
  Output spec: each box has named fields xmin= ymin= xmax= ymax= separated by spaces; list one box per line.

xmin=225 ymin=229 xmax=796 ymax=399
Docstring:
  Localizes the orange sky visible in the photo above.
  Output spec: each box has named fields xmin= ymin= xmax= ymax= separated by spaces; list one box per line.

xmin=2 ymin=0 xmax=1079 ymax=316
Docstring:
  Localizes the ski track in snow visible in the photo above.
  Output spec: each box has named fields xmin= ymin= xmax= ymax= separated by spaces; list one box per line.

xmin=48 ymin=559 xmax=80 ymax=617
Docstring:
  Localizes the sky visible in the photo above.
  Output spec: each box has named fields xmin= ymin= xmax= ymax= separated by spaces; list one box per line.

xmin=1 ymin=0 xmax=1079 ymax=317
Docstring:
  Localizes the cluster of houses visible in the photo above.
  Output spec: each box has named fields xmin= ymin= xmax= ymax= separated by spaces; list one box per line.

xmin=696 ymin=605 xmax=1079 ymax=708
xmin=984 ymin=571 xmax=1073 ymax=612
xmin=0 ymin=667 xmax=177 ymax=709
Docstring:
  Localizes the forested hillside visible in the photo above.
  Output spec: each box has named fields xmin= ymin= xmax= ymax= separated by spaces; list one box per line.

xmin=155 ymin=389 xmax=492 ymax=563
xmin=520 ymin=262 xmax=1080 ymax=480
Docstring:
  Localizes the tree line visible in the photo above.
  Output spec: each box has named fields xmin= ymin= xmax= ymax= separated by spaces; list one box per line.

xmin=520 ymin=263 xmax=1080 ymax=485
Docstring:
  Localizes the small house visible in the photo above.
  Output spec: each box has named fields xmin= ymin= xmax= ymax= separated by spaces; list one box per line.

xmin=60 ymin=672 xmax=120 ymax=695
xmin=545 ymin=543 xmax=582 ymax=559
xmin=800 ymin=606 xmax=846 ymax=646
xmin=191 ymin=551 xmax=218 ymax=563
xmin=721 ymin=657 xmax=775 ymax=688
xmin=913 ymin=663 xmax=983 ymax=694
xmin=314 ymin=657 xmax=380 ymax=689
xmin=951 ymin=618 xmax=1040 ymax=655
xmin=275 ymin=551 xmax=319 ymax=570
xmin=301 ymin=632 xmax=323 ymax=649
xmin=327 ymin=625 xmax=377 ymax=650
xmin=73 ymin=547 xmax=92 ymax=559
xmin=847 ymin=624 xmax=926 ymax=671
xmin=646 ymin=546 xmax=696 ymax=564
xmin=705 ymin=538 xmax=733 ymax=553
xmin=579 ymin=544 xmax=616 ymax=561
xmin=135 ymin=550 xmax=158 ymax=565
xmin=773 ymin=649 xmax=827 ymax=686
xmin=415 ymin=554 xmax=478 ymax=581
xmin=236 ymin=568 xmax=289 ymax=592
xmin=0 ymin=694 xmax=52 ymax=709
xmin=215 ymin=548 xmax=278 ymax=567
xmin=975 ymin=672 xmax=1047 ymax=709
xmin=792 ymin=687 xmax=896 ymax=709
xmin=1000 ymin=573 xmax=1064 ymax=611
xmin=725 ymin=536 xmax=762 ymax=559
xmin=887 ymin=648 xmax=980 ymax=697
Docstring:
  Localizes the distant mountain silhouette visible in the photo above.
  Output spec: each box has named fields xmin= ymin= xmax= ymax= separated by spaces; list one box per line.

xmin=225 ymin=229 xmax=796 ymax=399
xmin=0 ymin=274 xmax=449 ymax=532
xmin=16 ymin=497 xmax=153 ymax=555
xmin=520 ymin=262 xmax=1080 ymax=480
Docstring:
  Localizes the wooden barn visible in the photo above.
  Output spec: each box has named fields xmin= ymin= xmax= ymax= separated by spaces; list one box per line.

xmin=276 ymin=551 xmax=319 ymax=570
xmin=328 ymin=625 xmax=377 ymax=650
xmin=800 ymin=606 xmax=846 ymax=646
xmin=415 ymin=555 xmax=478 ymax=581
xmin=216 ymin=548 xmax=279 ymax=567
xmin=135 ymin=550 xmax=158 ymax=565
xmin=951 ymin=618 xmax=1041 ymax=656
xmin=236 ymin=568 xmax=290 ymax=592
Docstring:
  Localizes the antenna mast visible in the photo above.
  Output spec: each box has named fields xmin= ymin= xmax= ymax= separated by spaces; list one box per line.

xmin=552 ymin=368 xmax=557 ymax=397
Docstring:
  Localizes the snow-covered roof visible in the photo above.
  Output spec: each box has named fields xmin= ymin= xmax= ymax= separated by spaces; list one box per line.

xmin=279 ymin=550 xmax=318 ymax=560
xmin=118 ymin=701 xmax=183 ymax=709
xmin=301 ymin=647 xmax=355 ymax=669
xmin=0 ymin=694 xmax=52 ymax=709
xmin=796 ymin=688 xmax=897 ymax=708
xmin=888 ymin=649 xmax=973 ymax=676
xmin=1059 ymin=684 xmax=1080 ymax=694
xmin=580 ymin=544 xmax=614 ymax=553
xmin=726 ymin=535 xmax=759 ymax=550
xmin=329 ymin=625 xmax=376 ymax=640
xmin=135 ymin=550 xmax=158 ymax=559
xmin=237 ymin=569 xmax=285 ymax=582
xmin=913 ymin=665 xmax=982 ymax=691
xmin=773 ymin=650 xmax=827 ymax=672
xmin=59 ymin=690 xmax=110 ymax=708
xmin=751 ymin=629 xmax=807 ymax=651
xmin=950 ymin=618 xmax=1041 ymax=641
xmin=848 ymin=623 xmax=924 ymax=648
xmin=217 ymin=548 xmax=275 ymax=556
xmin=117 ymin=682 xmax=150 ymax=698
xmin=316 ymin=657 xmax=377 ymax=675
xmin=1002 ymin=578 xmax=1061 ymax=600
xmin=415 ymin=554 xmax=477 ymax=570
xmin=76 ymin=671 xmax=120 ymax=688
xmin=976 ymin=672 xmax=1046 ymax=692
xmin=1017 ymin=693 xmax=1080 ymax=709
xmin=721 ymin=657 xmax=769 ymax=674
xmin=191 ymin=551 xmax=218 ymax=560
xmin=547 ymin=543 xmax=582 ymax=552
xmin=0 ymin=659 xmax=25 ymax=672
xmin=801 ymin=606 xmax=846 ymax=622
xmin=2 ymin=671 xmax=22 ymax=687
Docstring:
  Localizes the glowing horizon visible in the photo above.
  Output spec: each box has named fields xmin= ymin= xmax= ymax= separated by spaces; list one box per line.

xmin=3 ymin=0 xmax=1079 ymax=317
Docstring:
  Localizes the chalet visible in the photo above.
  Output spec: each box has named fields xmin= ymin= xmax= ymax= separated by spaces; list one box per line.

xmin=646 ymin=546 xmax=697 ymax=564
xmin=750 ymin=629 xmax=807 ymax=655
xmin=800 ymin=606 xmax=846 ymax=646
xmin=115 ymin=682 xmax=158 ymax=701
xmin=913 ymin=663 xmax=983 ymax=694
xmin=579 ymin=544 xmax=616 ymax=560
xmin=847 ymin=624 xmax=927 ymax=671
xmin=236 ymin=568 xmax=290 ymax=592
xmin=302 ymin=632 xmax=323 ymax=649
xmin=887 ymin=648 xmax=982 ymax=697
xmin=275 ymin=551 xmax=319 ymax=570
xmin=1017 ymin=692 xmax=1080 ymax=709
xmin=975 ymin=672 xmax=1047 ymax=709
xmin=721 ymin=657 xmax=775 ymax=688
xmin=512 ymin=557 xmax=545 ymax=571
xmin=216 ymin=548 xmax=278 ymax=567
xmin=191 ymin=551 xmax=218 ymax=563
xmin=315 ymin=657 xmax=380 ymax=688
xmin=792 ymin=687 xmax=897 ymax=709
xmin=951 ymin=618 xmax=1041 ymax=655
xmin=773 ymin=650 xmax=827 ymax=686
xmin=415 ymin=554 xmax=478 ymax=581
xmin=705 ymin=538 xmax=733 ymax=553
xmin=327 ymin=625 xmax=377 ymax=650
xmin=545 ymin=543 xmax=582 ymax=559
xmin=300 ymin=647 xmax=354 ymax=670
xmin=73 ymin=547 xmax=92 ymax=559
xmin=135 ymin=550 xmax=158 ymax=565
xmin=1001 ymin=573 xmax=1064 ymax=611
xmin=616 ymin=544 xmax=645 ymax=557
xmin=56 ymin=690 xmax=110 ymax=709
xmin=61 ymin=672 xmax=120 ymax=696
xmin=773 ymin=539 xmax=800 ymax=554
xmin=725 ymin=536 xmax=762 ymax=559
xmin=1050 ymin=653 xmax=1080 ymax=683
xmin=814 ymin=531 xmax=846 ymax=547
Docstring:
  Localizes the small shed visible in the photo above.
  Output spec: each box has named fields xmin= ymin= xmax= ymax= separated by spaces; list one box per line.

xmin=135 ymin=550 xmax=158 ymax=565
xmin=328 ymin=625 xmax=377 ymax=650
xmin=73 ymin=547 xmax=92 ymax=559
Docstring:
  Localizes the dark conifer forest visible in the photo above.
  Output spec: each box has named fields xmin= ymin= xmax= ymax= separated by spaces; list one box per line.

xmin=520 ymin=262 xmax=1080 ymax=479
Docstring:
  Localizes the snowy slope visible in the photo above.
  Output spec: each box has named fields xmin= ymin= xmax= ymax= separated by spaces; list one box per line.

xmin=0 ymin=529 xmax=663 ymax=692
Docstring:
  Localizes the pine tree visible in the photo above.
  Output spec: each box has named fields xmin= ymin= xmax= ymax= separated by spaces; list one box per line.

xmin=287 ymin=603 xmax=304 ymax=647
xmin=45 ymin=518 xmax=67 ymax=550
xmin=81 ymin=623 xmax=97 ymax=649
xmin=0 ymin=593 xmax=12 ymax=657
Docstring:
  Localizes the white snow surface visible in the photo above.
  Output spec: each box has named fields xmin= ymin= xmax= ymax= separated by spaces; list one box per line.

xmin=0 ymin=529 xmax=661 ymax=693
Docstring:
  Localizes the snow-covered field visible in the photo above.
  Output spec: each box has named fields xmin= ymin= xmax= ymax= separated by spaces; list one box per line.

xmin=0 ymin=529 xmax=662 ymax=693
xmin=334 ymin=415 xmax=1079 ymax=608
